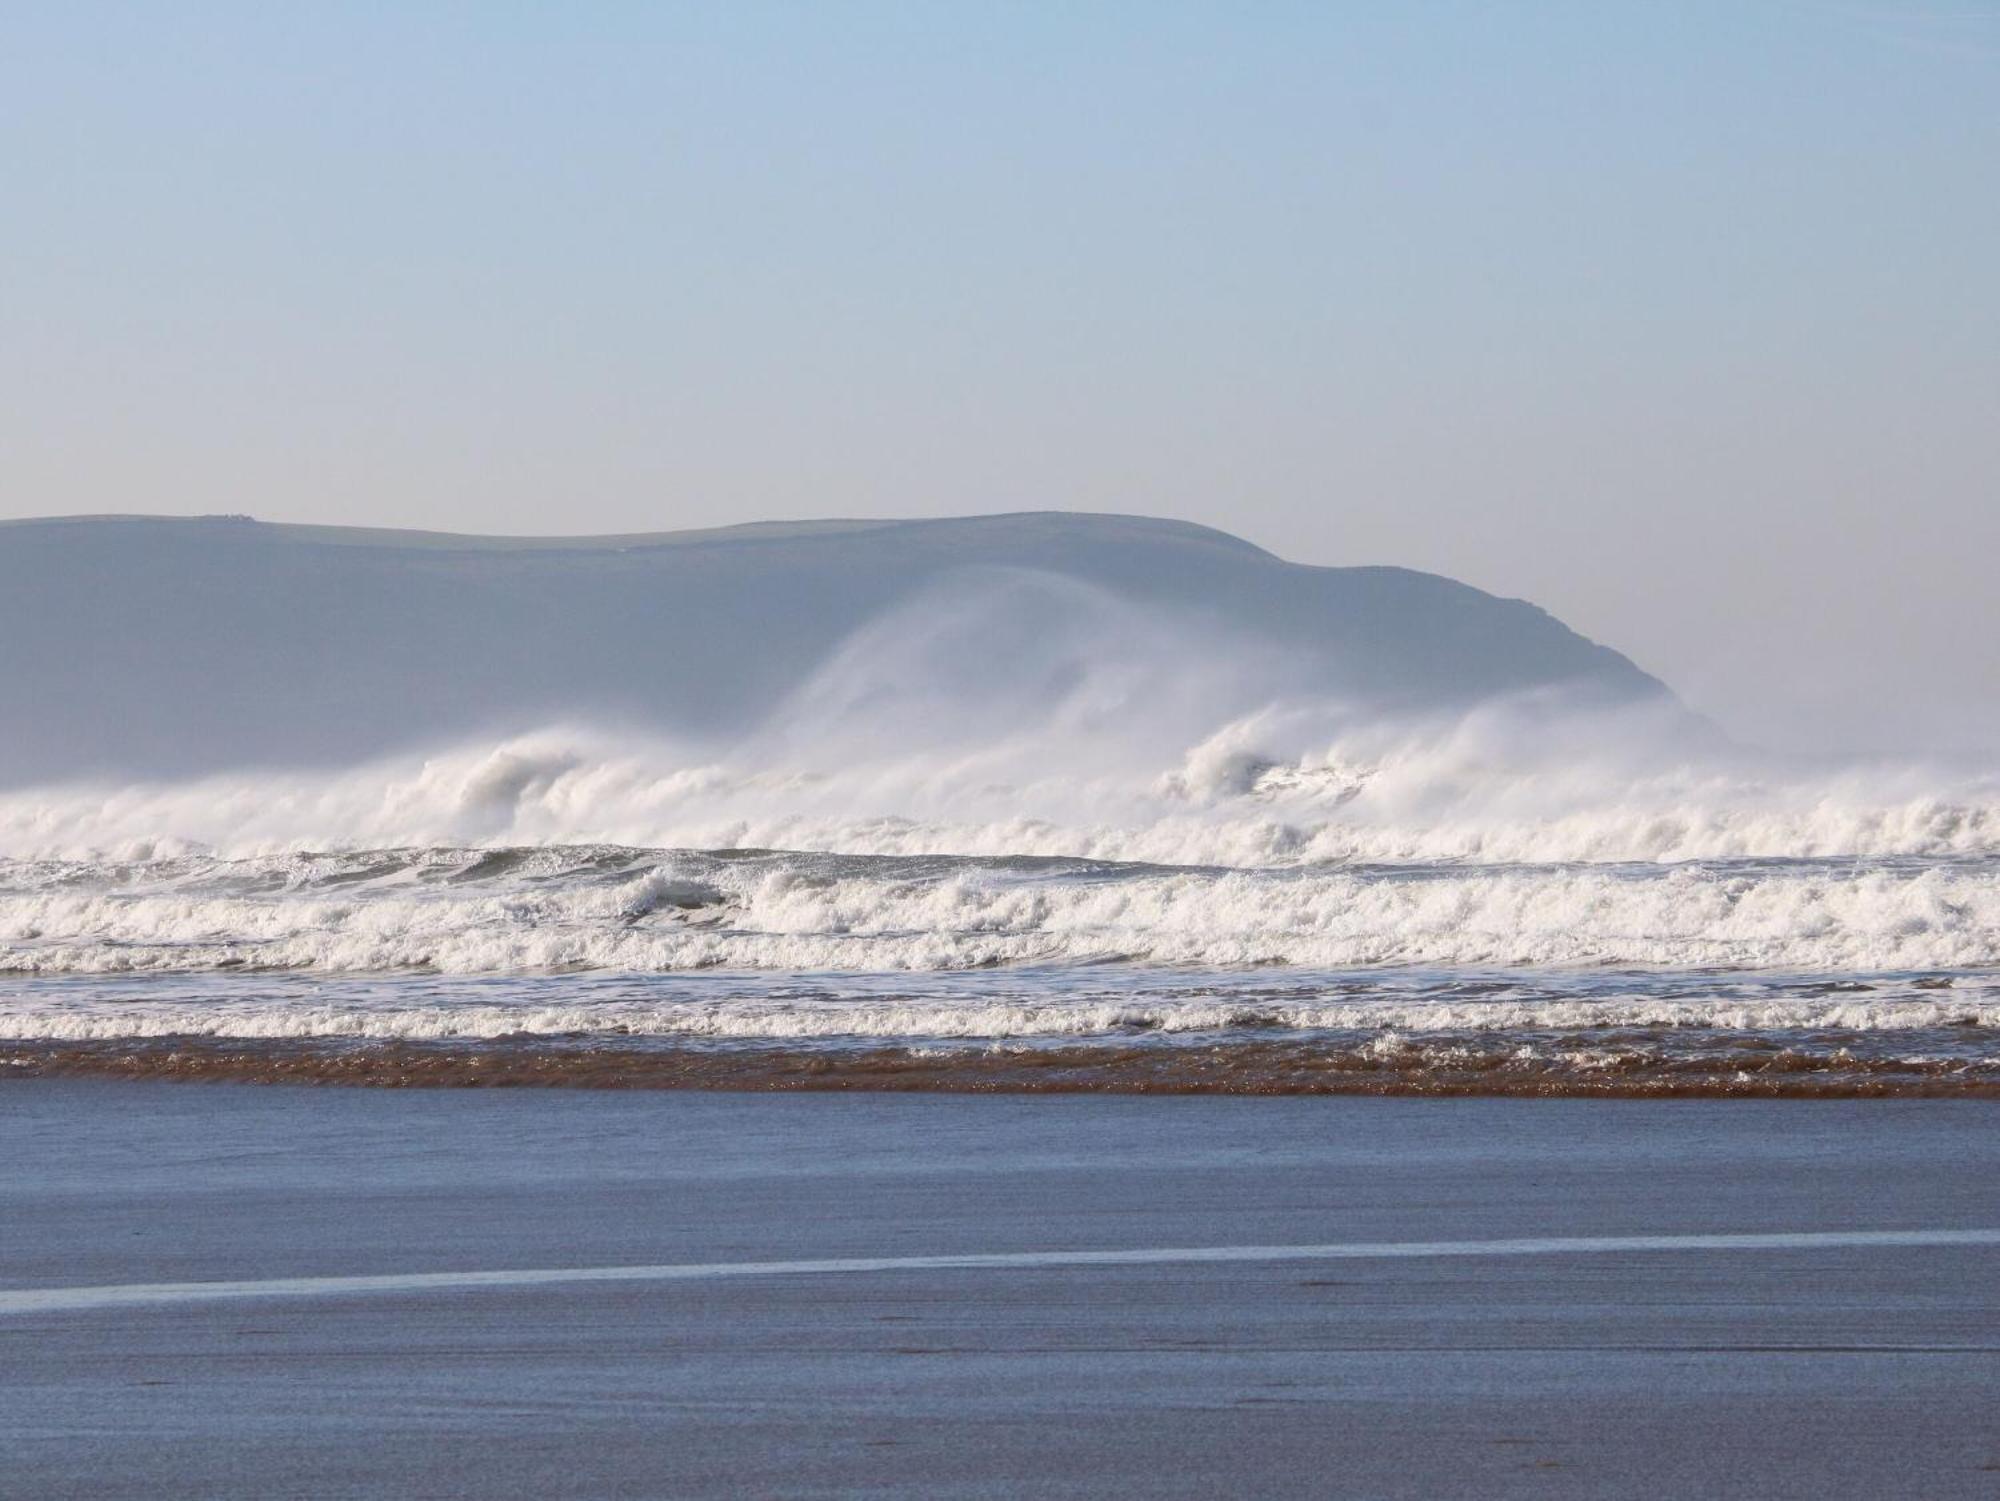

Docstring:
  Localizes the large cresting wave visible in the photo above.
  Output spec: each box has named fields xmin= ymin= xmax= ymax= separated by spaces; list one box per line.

xmin=4 ymin=566 xmax=1996 ymax=872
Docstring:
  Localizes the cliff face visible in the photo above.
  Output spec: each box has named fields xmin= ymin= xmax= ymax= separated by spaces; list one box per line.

xmin=0 ymin=511 xmax=1673 ymax=783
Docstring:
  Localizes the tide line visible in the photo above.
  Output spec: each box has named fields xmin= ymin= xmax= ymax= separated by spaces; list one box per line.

xmin=5 ymin=1228 xmax=1997 ymax=1317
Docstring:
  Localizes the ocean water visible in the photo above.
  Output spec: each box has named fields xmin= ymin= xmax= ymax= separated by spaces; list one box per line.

xmin=4 ymin=726 xmax=1998 ymax=1096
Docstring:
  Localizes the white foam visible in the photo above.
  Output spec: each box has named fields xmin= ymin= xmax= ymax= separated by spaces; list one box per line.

xmin=2 ymin=846 xmax=1998 ymax=982
xmin=0 ymin=710 xmax=1996 ymax=869
xmin=4 ymin=988 xmax=1997 ymax=1043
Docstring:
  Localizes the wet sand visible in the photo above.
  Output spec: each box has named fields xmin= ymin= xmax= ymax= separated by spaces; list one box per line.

xmin=13 ymin=1032 xmax=2000 ymax=1096
xmin=3 ymin=1083 xmax=1998 ymax=1497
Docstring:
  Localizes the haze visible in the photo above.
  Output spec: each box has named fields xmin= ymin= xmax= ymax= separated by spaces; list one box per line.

xmin=4 ymin=3 xmax=1994 ymax=753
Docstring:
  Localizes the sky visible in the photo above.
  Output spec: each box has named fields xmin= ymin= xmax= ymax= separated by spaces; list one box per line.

xmin=3 ymin=1 xmax=1995 ymax=754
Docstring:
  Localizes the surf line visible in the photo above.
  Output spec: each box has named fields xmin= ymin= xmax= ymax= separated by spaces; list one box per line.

xmin=7 ymin=1228 xmax=1998 ymax=1317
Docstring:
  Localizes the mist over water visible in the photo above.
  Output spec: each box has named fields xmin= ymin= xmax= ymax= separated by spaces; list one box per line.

xmin=3 ymin=565 xmax=1993 ymax=865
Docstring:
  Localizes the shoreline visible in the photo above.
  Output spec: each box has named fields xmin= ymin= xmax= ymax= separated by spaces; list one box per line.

xmin=10 ymin=1035 xmax=1999 ymax=1097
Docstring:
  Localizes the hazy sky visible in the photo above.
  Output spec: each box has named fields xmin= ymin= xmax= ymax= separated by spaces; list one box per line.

xmin=4 ymin=2 xmax=1995 ymax=753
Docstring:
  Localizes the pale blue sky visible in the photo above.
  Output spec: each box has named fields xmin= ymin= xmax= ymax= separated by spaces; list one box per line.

xmin=3 ymin=2 xmax=1996 ymax=750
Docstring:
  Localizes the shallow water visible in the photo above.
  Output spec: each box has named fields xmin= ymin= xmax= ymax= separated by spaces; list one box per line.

xmin=4 ymin=846 xmax=1998 ymax=1094
xmin=5 ymin=1084 xmax=1998 ymax=1498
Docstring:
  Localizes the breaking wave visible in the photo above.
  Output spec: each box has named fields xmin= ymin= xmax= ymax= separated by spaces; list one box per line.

xmin=3 ymin=845 xmax=1998 ymax=976
xmin=2 ymin=570 xmax=1995 ymax=1093
xmin=6 ymin=971 xmax=1998 ymax=1042
xmin=0 ymin=712 xmax=1996 ymax=870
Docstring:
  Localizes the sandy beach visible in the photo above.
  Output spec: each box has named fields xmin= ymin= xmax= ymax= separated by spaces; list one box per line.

xmin=4 ymin=1082 xmax=1997 ymax=1498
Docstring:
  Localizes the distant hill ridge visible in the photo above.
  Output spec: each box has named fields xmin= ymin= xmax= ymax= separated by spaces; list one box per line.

xmin=1 ymin=510 xmax=1273 ymax=556
xmin=0 ymin=511 xmax=1673 ymax=783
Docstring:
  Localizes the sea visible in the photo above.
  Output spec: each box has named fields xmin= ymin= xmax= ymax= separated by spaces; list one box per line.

xmin=3 ymin=717 xmax=1997 ymax=1097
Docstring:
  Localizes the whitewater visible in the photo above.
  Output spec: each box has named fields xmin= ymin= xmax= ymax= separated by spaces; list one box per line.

xmin=5 ymin=844 xmax=2000 ymax=977
xmin=4 ymin=715 xmax=1998 ymax=1095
